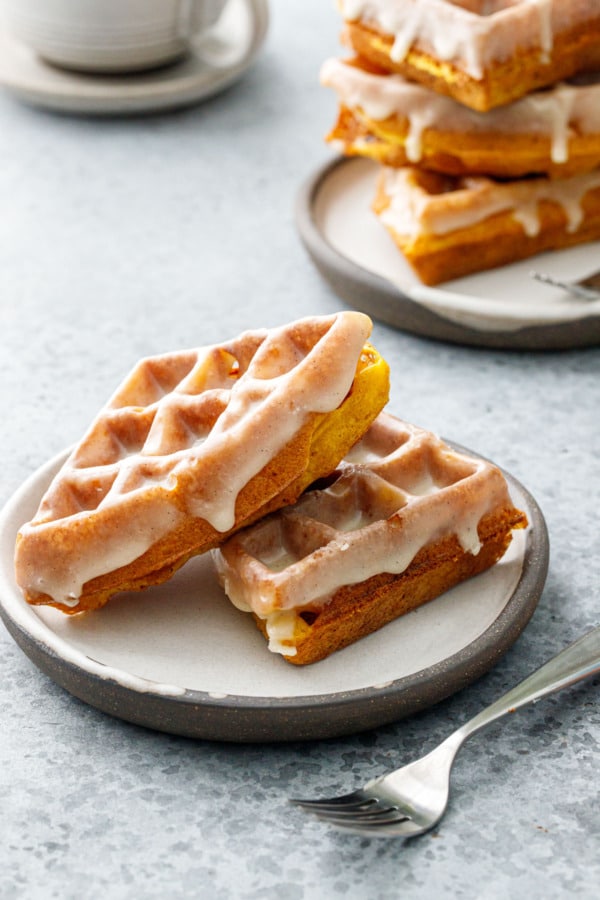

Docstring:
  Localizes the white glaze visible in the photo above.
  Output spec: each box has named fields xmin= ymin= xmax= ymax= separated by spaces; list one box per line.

xmin=214 ymin=414 xmax=517 ymax=655
xmin=16 ymin=312 xmax=373 ymax=605
xmin=339 ymin=0 xmax=574 ymax=78
xmin=321 ymin=58 xmax=600 ymax=164
xmin=263 ymin=611 xmax=299 ymax=655
xmin=22 ymin=502 xmax=186 ymax=605
xmin=379 ymin=167 xmax=600 ymax=237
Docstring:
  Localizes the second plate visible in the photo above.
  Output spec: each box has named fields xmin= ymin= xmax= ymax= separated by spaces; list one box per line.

xmin=0 ymin=444 xmax=548 ymax=742
xmin=296 ymin=156 xmax=600 ymax=350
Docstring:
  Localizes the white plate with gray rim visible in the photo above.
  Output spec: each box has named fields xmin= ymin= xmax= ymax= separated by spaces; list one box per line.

xmin=296 ymin=156 xmax=600 ymax=350
xmin=0 ymin=443 xmax=548 ymax=742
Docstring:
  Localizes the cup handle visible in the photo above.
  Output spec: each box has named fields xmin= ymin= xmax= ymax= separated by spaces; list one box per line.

xmin=191 ymin=0 xmax=269 ymax=71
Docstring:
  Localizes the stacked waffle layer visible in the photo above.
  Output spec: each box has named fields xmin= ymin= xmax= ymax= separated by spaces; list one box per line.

xmin=15 ymin=312 xmax=390 ymax=613
xmin=213 ymin=413 xmax=528 ymax=665
xmin=322 ymin=0 xmax=600 ymax=284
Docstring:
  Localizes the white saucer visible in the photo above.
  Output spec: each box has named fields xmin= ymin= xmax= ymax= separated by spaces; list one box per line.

xmin=0 ymin=1 xmax=268 ymax=115
xmin=296 ymin=157 xmax=600 ymax=349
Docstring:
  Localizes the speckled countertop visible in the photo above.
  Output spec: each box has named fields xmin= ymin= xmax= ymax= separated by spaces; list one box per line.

xmin=0 ymin=2 xmax=599 ymax=898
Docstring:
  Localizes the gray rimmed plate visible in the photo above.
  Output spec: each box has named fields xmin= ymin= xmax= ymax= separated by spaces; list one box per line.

xmin=0 ymin=445 xmax=548 ymax=743
xmin=296 ymin=156 xmax=600 ymax=350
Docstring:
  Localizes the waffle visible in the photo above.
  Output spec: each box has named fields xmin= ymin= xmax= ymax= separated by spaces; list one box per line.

xmin=322 ymin=58 xmax=600 ymax=179
xmin=373 ymin=165 xmax=600 ymax=284
xmin=213 ymin=413 xmax=528 ymax=666
xmin=15 ymin=313 xmax=390 ymax=614
xmin=340 ymin=0 xmax=600 ymax=111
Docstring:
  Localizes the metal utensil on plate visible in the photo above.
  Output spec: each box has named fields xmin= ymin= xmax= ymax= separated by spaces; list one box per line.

xmin=531 ymin=268 xmax=600 ymax=300
xmin=291 ymin=625 xmax=600 ymax=838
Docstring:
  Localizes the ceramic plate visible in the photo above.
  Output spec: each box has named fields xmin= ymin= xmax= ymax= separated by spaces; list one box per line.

xmin=296 ymin=156 xmax=600 ymax=350
xmin=0 ymin=0 xmax=268 ymax=115
xmin=0 ymin=446 xmax=548 ymax=742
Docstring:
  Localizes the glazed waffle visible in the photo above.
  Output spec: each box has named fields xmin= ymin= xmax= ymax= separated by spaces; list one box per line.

xmin=213 ymin=413 xmax=527 ymax=666
xmin=373 ymin=165 xmax=600 ymax=284
xmin=322 ymin=59 xmax=600 ymax=179
xmin=15 ymin=313 xmax=390 ymax=614
xmin=340 ymin=0 xmax=600 ymax=111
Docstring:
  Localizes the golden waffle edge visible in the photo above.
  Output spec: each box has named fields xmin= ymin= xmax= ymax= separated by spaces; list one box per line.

xmin=213 ymin=412 xmax=528 ymax=665
xmin=373 ymin=166 xmax=600 ymax=285
xmin=340 ymin=0 xmax=600 ymax=111
xmin=15 ymin=312 xmax=390 ymax=614
xmin=322 ymin=57 xmax=600 ymax=180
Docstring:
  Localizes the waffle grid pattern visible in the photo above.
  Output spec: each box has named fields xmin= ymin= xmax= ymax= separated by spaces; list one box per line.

xmin=216 ymin=413 xmax=513 ymax=617
xmin=33 ymin=336 xmax=263 ymax=525
xmin=32 ymin=316 xmax=361 ymax=528
xmin=340 ymin=0 xmax=600 ymax=113
xmin=16 ymin=312 xmax=386 ymax=610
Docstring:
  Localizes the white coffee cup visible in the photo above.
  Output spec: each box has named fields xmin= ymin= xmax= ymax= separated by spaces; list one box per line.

xmin=2 ymin=0 xmax=268 ymax=74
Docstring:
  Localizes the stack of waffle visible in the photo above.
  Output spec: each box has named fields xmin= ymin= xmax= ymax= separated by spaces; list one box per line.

xmin=16 ymin=313 xmax=527 ymax=665
xmin=15 ymin=312 xmax=390 ymax=614
xmin=321 ymin=0 xmax=600 ymax=285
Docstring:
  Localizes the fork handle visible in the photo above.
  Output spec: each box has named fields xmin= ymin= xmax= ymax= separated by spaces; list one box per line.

xmin=456 ymin=625 xmax=600 ymax=743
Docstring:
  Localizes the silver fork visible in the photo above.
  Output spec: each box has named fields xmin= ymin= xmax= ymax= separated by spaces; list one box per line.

xmin=530 ymin=268 xmax=600 ymax=300
xmin=291 ymin=625 xmax=600 ymax=838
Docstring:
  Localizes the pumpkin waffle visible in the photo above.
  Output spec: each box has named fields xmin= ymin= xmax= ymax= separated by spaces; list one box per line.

xmin=322 ymin=58 xmax=600 ymax=179
xmin=339 ymin=0 xmax=600 ymax=112
xmin=15 ymin=312 xmax=390 ymax=614
xmin=373 ymin=165 xmax=600 ymax=284
xmin=213 ymin=413 xmax=527 ymax=666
